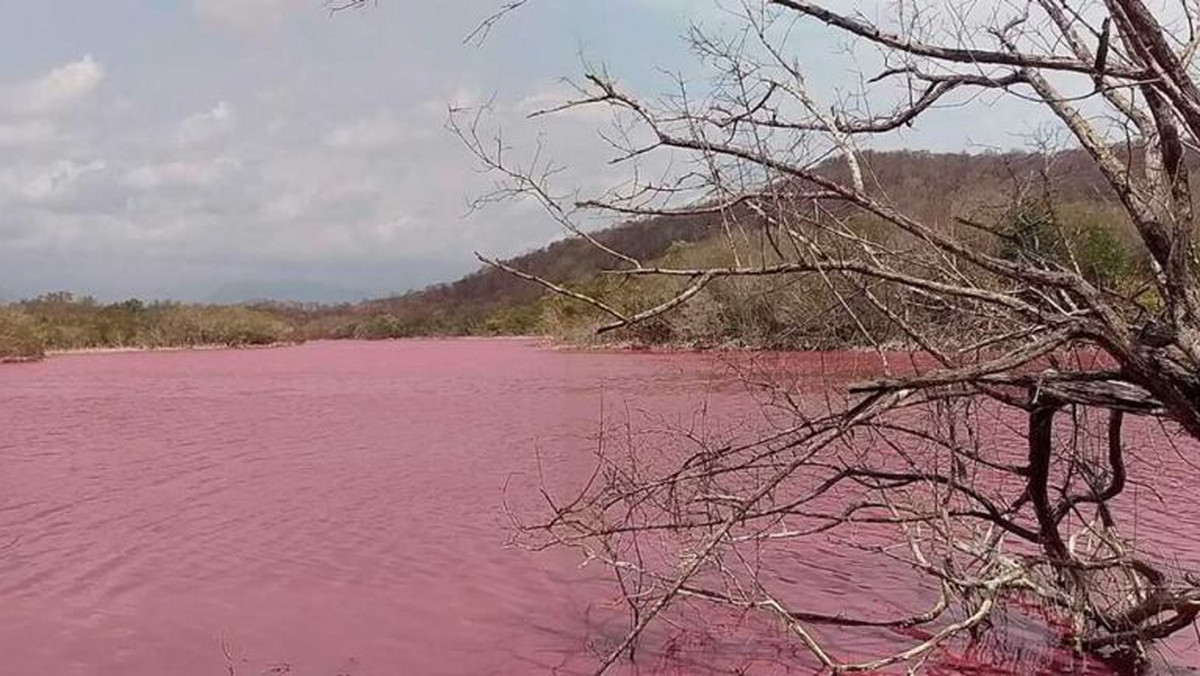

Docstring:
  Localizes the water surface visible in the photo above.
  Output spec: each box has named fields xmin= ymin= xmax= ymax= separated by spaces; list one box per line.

xmin=1 ymin=339 xmax=1196 ymax=674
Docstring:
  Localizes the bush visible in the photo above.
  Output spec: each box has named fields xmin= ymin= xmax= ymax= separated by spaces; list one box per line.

xmin=5 ymin=298 xmax=299 ymax=352
xmin=998 ymin=199 xmax=1142 ymax=289
xmin=0 ymin=309 xmax=45 ymax=362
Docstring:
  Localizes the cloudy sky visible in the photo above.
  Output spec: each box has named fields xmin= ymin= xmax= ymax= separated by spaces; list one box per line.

xmin=0 ymin=0 xmax=1050 ymax=302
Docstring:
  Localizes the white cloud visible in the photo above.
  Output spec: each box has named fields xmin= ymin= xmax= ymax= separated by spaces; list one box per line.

xmin=417 ymin=86 xmax=483 ymax=118
xmin=0 ymin=160 xmax=107 ymax=205
xmin=122 ymin=158 xmax=242 ymax=190
xmin=324 ymin=113 xmax=408 ymax=151
xmin=0 ymin=120 xmax=58 ymax=147
xmin=176 ymin=101 xmax=236 ymax=146
xmin=193 ymin=0 xmax=300 ymax=34
xmin=8 ymin=55 xmax=104 ymax=116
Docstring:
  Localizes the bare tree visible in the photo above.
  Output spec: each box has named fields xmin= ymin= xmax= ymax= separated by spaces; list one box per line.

xmin=453 ymin=0 xmax=1200 ymax=672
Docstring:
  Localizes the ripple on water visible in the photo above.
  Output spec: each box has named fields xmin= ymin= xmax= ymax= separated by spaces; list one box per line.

xmin=0 ymin=339 xmax=1196 ymax=675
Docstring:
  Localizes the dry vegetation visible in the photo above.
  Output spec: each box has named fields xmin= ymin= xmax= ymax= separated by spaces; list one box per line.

xmin=440 ymin=0 xmax=1200 ymax=673
xmin=323 ymin=149 xmax=1154 ymax=347
xmin=0 ymin=293 xmax=299 ymax=359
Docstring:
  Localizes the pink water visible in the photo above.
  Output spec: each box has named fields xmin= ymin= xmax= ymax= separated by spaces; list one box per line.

xmin=1 ymin=339 xmax=1196 ymax=675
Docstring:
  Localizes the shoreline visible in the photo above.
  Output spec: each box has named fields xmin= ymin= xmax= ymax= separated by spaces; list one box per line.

xmin=538 ymin=335 xmax=916 ymax=355
xmin=0 ymin=355 xmax=44 ymax=364
xmin=44 ymin=341 xmax=304 ymax=358
xmin=4 ymin=336 xmax=924 ymax=364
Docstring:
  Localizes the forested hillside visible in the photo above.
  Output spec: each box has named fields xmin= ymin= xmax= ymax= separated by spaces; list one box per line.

xmin=326 ymin=148 xmax=1146 ymax=346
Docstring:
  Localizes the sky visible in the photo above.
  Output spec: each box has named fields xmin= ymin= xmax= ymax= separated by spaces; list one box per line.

xmin=0 ymin=0 xmax=1056 ymax=302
